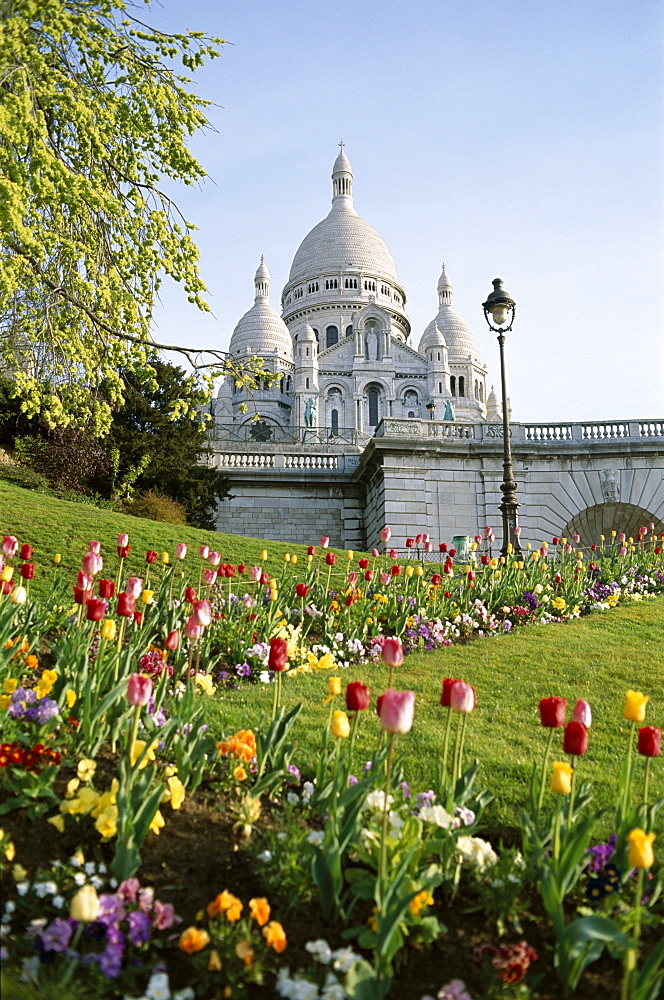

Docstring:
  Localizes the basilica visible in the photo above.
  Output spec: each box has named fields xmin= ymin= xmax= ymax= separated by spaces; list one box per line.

xmin=213 ymin=148 xmax=502 ymax=437
xmin=209 ymin=150 xmax=663 ymax=552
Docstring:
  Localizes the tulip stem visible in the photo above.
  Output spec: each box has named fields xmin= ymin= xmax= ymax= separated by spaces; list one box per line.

xmin=537 ymin=728 xmax=556 ymax=816
xmin=552 ymin=800 xmax=562 ymax=864
xmin=623 ymin=868 xmax=645 ymax=1000
xmin=622 ymin=722 xmax=636 ymax=818
xmin=380 ymin=733 xmax=396 ymax=890
xmin=456 ymin=713 xmax=469 ymax=785
xmin=127 ymin=704 xmax=141 ymax=770
xmin=568 ymin=759 xmax=576 ymax=828
xmin=451 ymin=713 xmax=463 ymax=791
xmin=643 ymin=757 xmax=651 ymax=813
xmin=348 ymin=711 xmax=360 ymax=780
xmin=271 ymin=671 xmax=282 ymax=723
xmin=441 ymin=706 xmax=452 ymax=793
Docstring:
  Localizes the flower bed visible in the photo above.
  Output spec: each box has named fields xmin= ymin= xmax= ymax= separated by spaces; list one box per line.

xmin=0 ymin=527 xmax=662 ymax=998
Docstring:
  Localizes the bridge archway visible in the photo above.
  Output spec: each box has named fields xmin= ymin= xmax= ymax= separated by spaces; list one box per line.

xmin=561 ymin=503 xmax=664 ymax=547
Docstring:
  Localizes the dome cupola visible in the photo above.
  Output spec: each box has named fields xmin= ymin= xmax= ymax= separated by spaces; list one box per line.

xmin=419 ymin=263 xmax=482 ymax=364
xmin=228 ymin=257 xmax=293 ymax=361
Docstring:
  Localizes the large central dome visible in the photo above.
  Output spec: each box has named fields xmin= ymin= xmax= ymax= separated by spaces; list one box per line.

xmin=287 ymin=150 xmax=400 ymax=285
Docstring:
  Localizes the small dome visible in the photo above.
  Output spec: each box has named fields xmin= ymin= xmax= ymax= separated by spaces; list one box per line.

xmin=229 ymin=259 xmax=293 ymax=361
xmin=486 ymin=385 xmax=502 ymax=420
xmin=299 ymin=322 xmax=317 ymax=341
xmin=419 ymin=264 xmax=482 ymax=364
xmin=418 ymin=319 xmax=447 ymax=353
xmin=332 ymin=148 xmax=353 ymax=176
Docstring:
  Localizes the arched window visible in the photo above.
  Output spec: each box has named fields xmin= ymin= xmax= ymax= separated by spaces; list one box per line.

xmin=408 ymin=411 xmax=415 ymax=418
xmin=368 ymin=389 xmax=379 ymax=426
xmin=326 ymin=325 xmax=339 ymax=349
xmin=345 ymin=325 xmax=353 ymax=338
xmin=331 ymin=409 xmax=339 ymax=435
xmin=459 ymin=376 xmax=465 ymax=397
xmin=438 ymin=382 xmax=442 ymax=394
xmin=305 ymin=377 xmax=310 ymax=389
xmin=450 ymin=376 xmax=456 ymax=396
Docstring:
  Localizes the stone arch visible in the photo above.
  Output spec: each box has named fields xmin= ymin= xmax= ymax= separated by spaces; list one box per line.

xmin=561 ymin=503 xmax=664 ymax=547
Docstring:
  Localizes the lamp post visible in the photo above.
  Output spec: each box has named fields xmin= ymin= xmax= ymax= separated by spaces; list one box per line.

xmin=482 ymin=278 xmax=523 ymax=558
xmin=426 ymin=401 xmax=436 ymax=420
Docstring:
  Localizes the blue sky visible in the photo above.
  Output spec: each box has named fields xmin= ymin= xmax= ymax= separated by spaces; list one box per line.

xmin=145 ymin=0 xmax=663 ymax=422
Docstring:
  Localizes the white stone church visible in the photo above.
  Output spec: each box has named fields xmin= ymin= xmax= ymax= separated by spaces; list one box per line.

xmin=210 ymin=150 xmax=664 ymax=550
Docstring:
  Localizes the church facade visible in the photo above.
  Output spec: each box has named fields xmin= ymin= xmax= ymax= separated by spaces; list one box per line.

xmin=209 ymin=151 xmax=664 ymax=550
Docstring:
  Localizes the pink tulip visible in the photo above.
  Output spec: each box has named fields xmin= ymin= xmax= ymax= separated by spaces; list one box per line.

xmin=348 ymin=571 xmax=359 ymax=586
xmin=1 ymin=536 xmax=18 ymax=557
xmin=208 ymin=551 xmax=221 ymax=567
xmin=381 ymin=637 xmax=404 ymax=669
xmin=619 ymin=533 xmax=626 ymax=542
xmin=174 ymin=543 xmax=187 ymax=560
xmin=249 ymin=565 xmax=262 ymax=582
xmin=117 ymin=533 xmax=129 ymax=548
xmin=474 ymin=535 xmax=482 ymax=544
xmin=422 ymin=533 xmax=430 ymax=544
xmin=165 ymin=630 xmax=180 ymax=650
xmin=425 ymin=541 xmax=433 ymax=552
xmin=381 ymin=527 xmax=392 ymax=542
xmin=192 ymin=599 xmax=212 ymax=627
xmin=564 ymin=544 xmax=572 ymax=554
xmin=203 ymin=568 xmax=217 ymax=586
xmin=514 ymin=526 xmax=522 ymax=536
xmin=184 ymin=617 xmax=205 ymax=640
xmin=485 ymin=526 xmax=493 ymax=537
xmin=320 ymin=536 xmax=330 ymax=548
xmin=82 ymin=551 xmax=103 ymax=575
xmin=242 ymin=595 xmax=255 ymax=608
xmin=619 ymin=546 xmax=627 ymax=556
xmin=199 ymin=545 xmax=210 ymax=559
xmin=376 ymin=689 xmax=415 ymax=734
xmin=371 ymin=548 xmax=380 ymax=558
xmin=127 ymin=673 xmax=153 ymax=707
xmin=572 ymin=698 xmax=592 ymax=729
xmin=573 ymin=534 xmax=580 ymax=544
xmin=389 ymin=548 xmax=397 ymax=559
xmin=77 ymin=570 xmax=94 ymax=591
xmin=380 ymin=572 xmax=391 ymax=585
xmin=450 ymin=680 xmax=476 ymax=713
xmin=125 ymin=577 xmax=143 ymax=600
xmin=88 ymin=540 xmax=101 ymax=554
xmin=416 ymin=533 xmax=424 ymax=545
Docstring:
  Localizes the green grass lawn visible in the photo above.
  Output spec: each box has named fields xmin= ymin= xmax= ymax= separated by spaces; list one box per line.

xmin=0 ymin=481 xmax=349 ymax=601
xmin=205 ymin=594 xmax=664 ymax=842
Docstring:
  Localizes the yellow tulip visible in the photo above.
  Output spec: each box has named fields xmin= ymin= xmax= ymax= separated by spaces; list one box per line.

xmin=330 ymin=710 xmax=350 ymax=738
xmin=599 ymin=534 xmax=605 ymax=541
xmin=161 ymin=552 xmax=170 ymax=565
xmin=9 ymin=586 xmax=27 ymax=605
xmin=100 ymin=620 xmax=116 ymax=641
xmin=347 ymin=550 xmax=354 ymax=560
xmin=307 ymin=554 xmax=313 ymax=563
xmin=405 ymin=565 xmax=414 ymax=578
xmin=551 ymin=761 xmax=573 ymax=794
xmin=624 ymin=690 xmax=649 ymax=723
xmin=1 ymin=566 xmax=14 ymax=582
xmin=328 ymin=676 xmax=341 ymax=696
xmin=283 ymin=553 xmax=291 ymax=562
xmin=627 ymin=828 xmax=655 ymax=869
xmin=260 ymin=550 xmax=268 ymax=561
xmin=291 ymin=554 xmax=298 ymax=564
xmin=141 ymin=589 xmax=154 ymax=605
xmin=415 ymin=566 xmax=424 ymax=577
xmin=53 ymin=553 xmax=62 ymax=565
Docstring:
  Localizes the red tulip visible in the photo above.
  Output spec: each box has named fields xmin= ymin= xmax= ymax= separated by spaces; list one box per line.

xmin=20 ymin=563 xmax=34 ymax=580
xmin=439 ymin=543 xmax=448 ymax=553
xmin=552 ymin=537 xmax=560 ymax=545
xmin=563 ymin=720 xmax=588 ymax=755
xmin=145 ymin=550 xmax=158 ymax=564
xmin=390 ymin=564 xmax=401 ymax=576
xmin=346 ymin=681 xmax=371 ymax=711
xmin=127 ymin=673 xmax=152 ymax=707
xmin=450 ymin=681 xmax=476 ymax=713
xmin=364 ymin=570 xmax=373 ymax=581
xmin=237 ymin=563 xmax=246 ymax=574
xmin=406 ymin=538 xmax=415 ymax=548
xmin=225 ymin=565 xmax=236 ymax=578
xmin=307 ymin=545 xmax=315 ymax=556
xmin=345 ymin=594 xmax=354 ymax=607
xmin=590 ymin=544 xmax=597 ymax=552
xmin=268 ymin=636 xmax=288 ymax=672
xmin=19 ymin=544 xmax=33 ymax=561
xmin=117 ymin=544 xmax=130 ymax=558
xmin=449 ymin=548 xmax=457 ymax=558
xmin=358 ymin=558 xmax=369 ymax=569
xmin=440 ymin=677 xmax=462 ymax=707
xmin=260 ymin=572 xmax=269 ymax=585
xmin=638 ymin=726 xmax=661 ymax=757
xmin=325 ymin=553 xmax=336 ymax=566
xmin=185 ymin=587 xmax=197 ymax=603
xmin=539 ymin=696 xmax=567 ymax=728
xmin=376 ymin=689 xmax=415 ymax=734
xmin=73 ymin=585 xmax=92 ymax=604
xmin=98 ymin=579 xmax=115 ymax=599
xmin=164 ymin=630 xmax=180 ymax=650
xmin=133 ymin=611 xmax=143 ymax=625
xmin=481 ymin=554 xmax=490 ymax=566
xmin=85 ymin=598 xmax=106 ymax=621
xmin=381 ymin=637 xmax=404 ymax=669
xmin=295 ymin=583 xmax=309 ymax=598
xmin=431 ymin=573 xmax=442 ymax=586
xmin=117 ymin=592 xmax=136 ymax=617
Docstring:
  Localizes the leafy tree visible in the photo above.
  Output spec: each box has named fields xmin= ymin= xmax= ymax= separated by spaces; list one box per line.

xmin=95 ymin=359 xmax=231 ymax=530
xmin=0 ymin=0 xmax=262 ymax=434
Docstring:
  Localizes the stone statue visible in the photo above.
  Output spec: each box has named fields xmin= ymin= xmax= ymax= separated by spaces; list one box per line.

xmin=600 ymin=469 xmax=620 ymax=503
xmin=304 ymin=396 xmax=317 ymax=428
xmin=443 ymin=399 xmax=455 ymax=421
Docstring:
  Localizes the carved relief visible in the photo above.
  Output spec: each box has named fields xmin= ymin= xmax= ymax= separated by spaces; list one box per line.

xmin=600 ymin=470 xmax=620 ymax=503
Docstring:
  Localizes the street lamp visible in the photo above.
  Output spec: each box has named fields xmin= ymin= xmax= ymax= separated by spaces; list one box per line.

xmin=482 ymin=278 xmax=523 ymax=558
xmin=426 ymin=401 xmax=436 ymax=420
